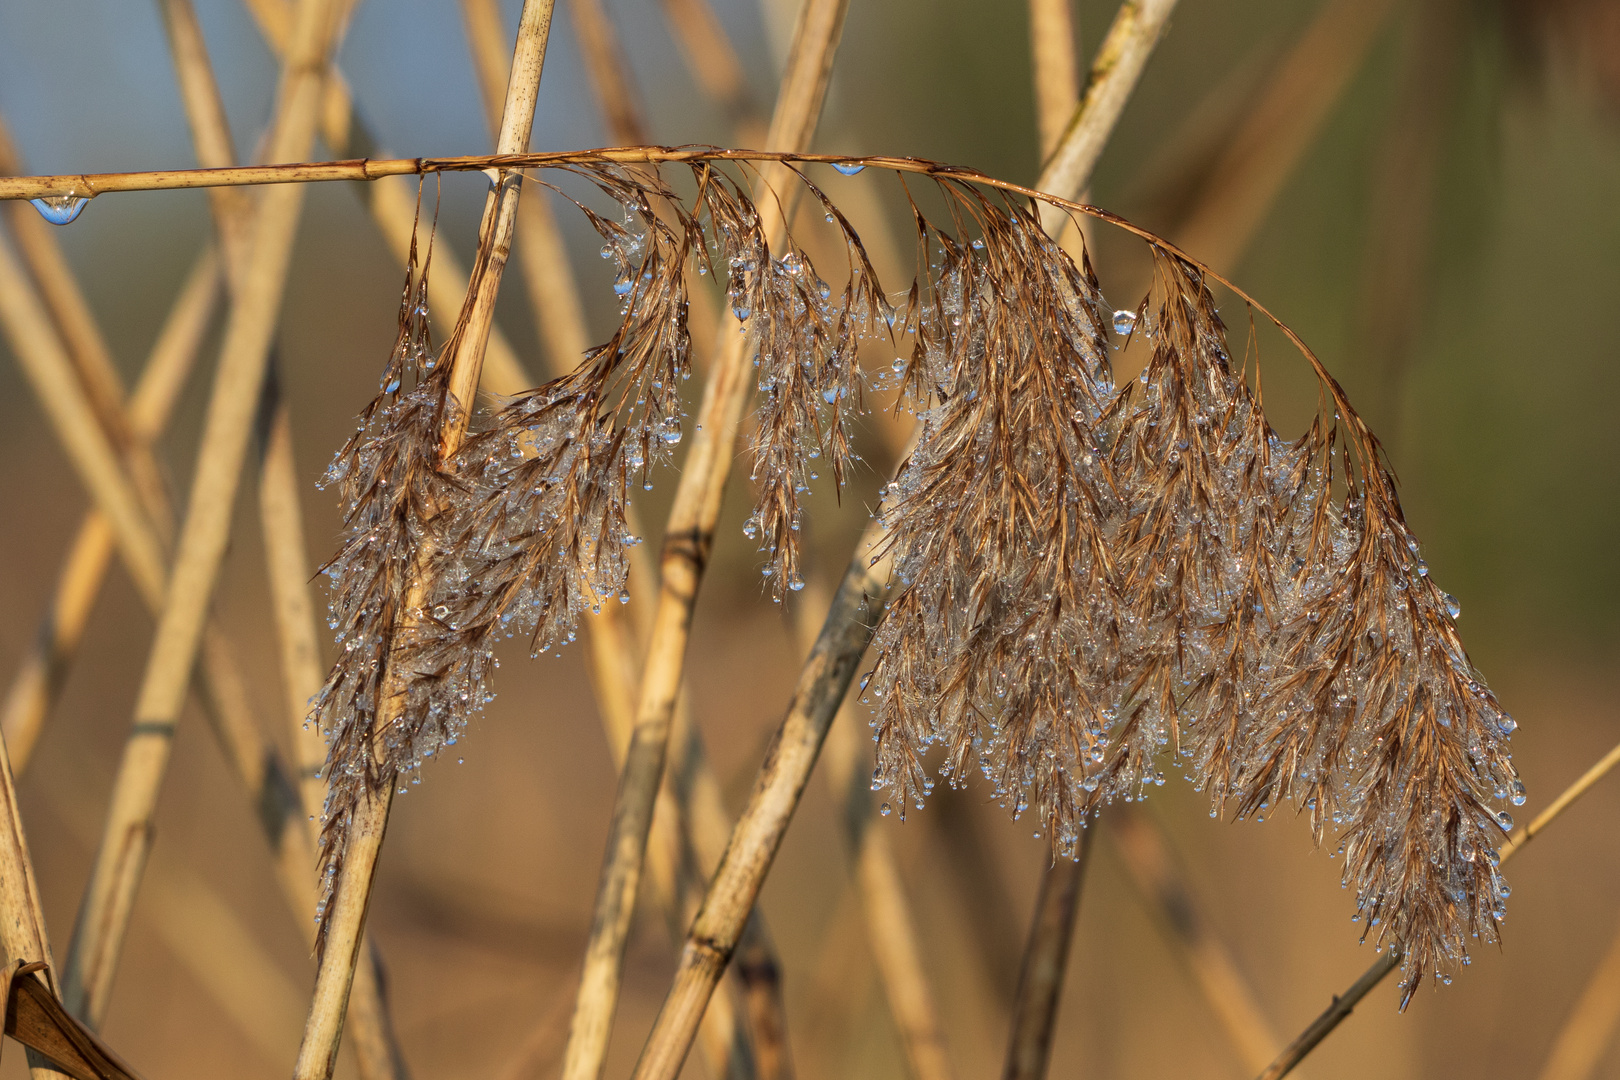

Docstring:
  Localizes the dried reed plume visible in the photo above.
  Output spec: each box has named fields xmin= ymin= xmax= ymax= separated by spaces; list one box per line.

xmin=309 ymin=148 xmax=1520 ymax=997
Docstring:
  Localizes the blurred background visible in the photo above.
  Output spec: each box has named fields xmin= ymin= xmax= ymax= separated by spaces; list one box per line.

xmin=0 ymin=0 xmax=1618 ymax=1078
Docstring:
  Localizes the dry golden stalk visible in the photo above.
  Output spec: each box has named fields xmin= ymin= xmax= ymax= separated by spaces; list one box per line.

xmin=569 ymin=0 xmax=649 ymax=146
xmin=60 ymin=0 xmax=342 ymax=1028
xmin=1002 ymin=833 xmax=1094 ymax=1080
xmin=295 ymin=5 xmax=557 ymax=1077
xmin=243 ymin=0 xmax=531 ymax=395
xmin=1029 ymin=0 xmax=1081 ymax=164
xmin=1035 ymin=0 xmax=1179 ymax=228
xmin=461 ymin=0 xmax=593 ymax=377
xmin=1109 ymin=807 xmax=1285 ymax=1074
xmin=1172 ymin=0 xmax=1398 ymax=271
xmin=629 ymin=518 xmax=892 ymax=1080
xmin=659 ymin=0 xmax=768 ymax=145
xmin=561 ymin=4 xmax=849 ymax=1075
xmin=1260 ymin=737 xmax=1620 ymax=1080
xmin=1533 ymin=912 xmax=1620 ymax=1080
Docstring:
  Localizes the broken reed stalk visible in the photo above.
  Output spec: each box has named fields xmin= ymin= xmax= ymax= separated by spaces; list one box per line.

xmin=153 ymin=2 xmax=411 ymax=1073
xmin=0 ymin=725 xmax=74 ymax=1080
xmin=630 ymin=519 xmax=892 ymax=1080
xmin=1002 ymin=828 xmax=1095 ymax=1080
xmin=561 ymin=3 xmax=849 ymax=1076
xmin=1260 ymin=736 xmax=1620 ymax=1080
xmin=0 ymin=245 xmax=219 ymax=771
xmin=57 ymin=0 xmax=341 ymax=1029
xmin=1534 ymin=911 xmax=1620 ymax=1080
xmin=295 ymin=5 xmax=556 ymax=1078
xmin=1110 ymin=807 xmax=1286 ymax=1074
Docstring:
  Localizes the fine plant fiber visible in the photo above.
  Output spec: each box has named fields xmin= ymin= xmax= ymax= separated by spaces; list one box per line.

xmin=302 ymin=145 xmax=1522 ymax=1022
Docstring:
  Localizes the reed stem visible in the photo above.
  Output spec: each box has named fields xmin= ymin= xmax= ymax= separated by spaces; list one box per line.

xmin=560 ymin=4 xmax=849 ymax=1076
xmin=1001 ymin=832 xmax=1094 ymax=1080
xmin=628 ymin=516 xmax=891 ymax=1080
xmin=294 ymin=3 xmax=556 ymax=1076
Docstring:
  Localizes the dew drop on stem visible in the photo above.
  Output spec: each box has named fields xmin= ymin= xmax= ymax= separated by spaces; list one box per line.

xmin=30 ymin=194 xmax=89 ymax=225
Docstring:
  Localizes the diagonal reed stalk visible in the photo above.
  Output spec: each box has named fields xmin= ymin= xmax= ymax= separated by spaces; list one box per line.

xmin=800 ymin=567 xmax=955 ymax=1080
xmin=1533 ymin=907 xmax=1620 ymax=1080
xmin=658 ymin=0 xmax=768 ymax=146
xmin=628 ymin=514 xmax=891 ymax=1080
xmin=242 ymin=0 xmax=532 ymax=395
xmin=54 ymin=0 xmax=342 ymax=1030
xmin=1109 ymin=806 xmax=1289 ymax=1075
xmin=153 ymin=2 xmax=410 ymax=1075
xmin=1259 ymin=736 xmax=1620 ymax=1080
xmin=560 ymin=3 xmax=850 ymax=1077
xmin=0 ymin=229 xmax=218 ymax=770
xmin=294 ymin=5 xmax=557 ymax=1077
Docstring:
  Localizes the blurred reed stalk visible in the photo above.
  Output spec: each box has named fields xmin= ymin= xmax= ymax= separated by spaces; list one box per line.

xmin=560 ymin=3 xmax=851 ymax=1077
xmin=1001 ymin=828 xmax=1094 ymax=1080
xmin=0 ymin=118 xmax=220 ymax=772
xmin=58 ymin=0 xmax=341 ymax=1031
xmin=1261 ymin=736 xmax=1620 ymax=1080
xmin=1108 ymin=808 xmax=1287 ymax=1075
xmin=294 ymin=4 xmax=557 ymax=1078
xmin=1534 ymin=909 xmax=1620 ymax=1080
xmin=153 ymin=1 xmax=409 ymax=1075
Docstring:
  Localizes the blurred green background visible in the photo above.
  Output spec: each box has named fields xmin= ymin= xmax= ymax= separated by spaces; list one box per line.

xmin=0 ymin=1 xmax=1617 ymax=1078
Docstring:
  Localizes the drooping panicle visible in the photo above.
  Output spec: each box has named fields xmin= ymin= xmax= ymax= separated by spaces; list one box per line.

xmin=306 ymin=151 xmax=1520 ymax=992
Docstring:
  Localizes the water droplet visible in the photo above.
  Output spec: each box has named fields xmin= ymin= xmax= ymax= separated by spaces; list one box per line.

xmin=1510 ymin=780 xmax=1526 ymax=806
xmin=614 ymin=277 xmax=634 ymax=296
xmin=880 ymin=801 xmax=892 ymax=816
xmin=660 ymin=417 xmax=682 ymax=446
xmin=31 ymin=194 xmax=89 ymax=225
xmin=832 ymin=162 xmax=866 ymax=176
xmin=1112 ymin=309 xmax=1137 ymax=335
xmin=1442 ymin=592 xmax=1460 ymax=619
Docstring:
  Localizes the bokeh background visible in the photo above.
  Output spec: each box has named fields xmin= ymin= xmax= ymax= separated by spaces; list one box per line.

xmin=1 ymin=1 xmax=1618 ymax=1078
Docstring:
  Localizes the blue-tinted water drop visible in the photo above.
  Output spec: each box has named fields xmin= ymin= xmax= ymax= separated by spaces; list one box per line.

xmin=31 ymin=194 xmax=89 ymax=225
xmin=660 ymin=417 xmax=682 ymax=446
xmin=832 ymin=162 xmax=866 ymax=176
xmin=1112 ymin=309 xmax=1137 ymax=335
xmin=614 ymin=277 xmax=634 ymax=296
